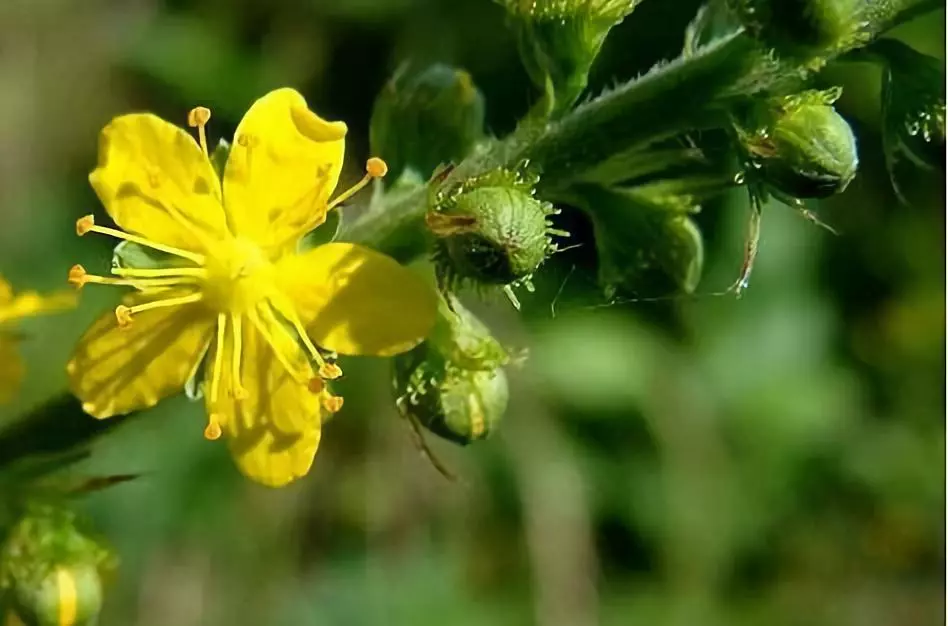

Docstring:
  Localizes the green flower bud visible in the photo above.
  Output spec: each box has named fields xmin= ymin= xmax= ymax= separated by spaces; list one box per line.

xmin=393 ymin=295 xmax=509 ymax=446
xmin=370 ymin=64 xmax=486 ymax=181
xmin=576 ymin=185 xmax=704 ymax=298
xmin=727 ymin=0 xmax=865 ymax=59
xmin=497 ymin=0 xmax=643 ymax=110
xmin=877 ymin=40 xmax=946 ymax=171
xmin=428 ymin=166 xmax=560 ymax=301
xmin=0 ymin=506 xmax=111 ymax=626
xmin=737 ymin=89 xmax=858 ymax=198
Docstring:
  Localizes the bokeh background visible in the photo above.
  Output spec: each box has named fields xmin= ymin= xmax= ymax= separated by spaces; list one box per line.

xmin=0 ymin=1 xmax=944 ymax=625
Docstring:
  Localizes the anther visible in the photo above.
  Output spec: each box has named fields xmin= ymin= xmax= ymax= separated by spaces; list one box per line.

xmin=366 ymin=157 xmax=388 ymax=178
xmin=76 ymin=215 xmax=95 ymax=236
xmin=114 ymin=305 xmax=133 ymax=328
xmin=188 ymin=106 xmax=212 ymax=157
xmin=68 ymin=264 xmax=88 ymax=288
xmin=308 ymin=377 xmax=325 ymax=394
xmin=318 ymin=363 xmax=342 ymax=380
xmin=326 ymin=157 xmax=391 ymax=211
xmin=204 ymin=414 xmax=222 ymax=441
xmin=232 ymin=386 xmax=249 ymax=401
xmin=187 ymin=106 xmax=211 ymax=128
xmin=321 ymin=394 xmax=344 ymax=414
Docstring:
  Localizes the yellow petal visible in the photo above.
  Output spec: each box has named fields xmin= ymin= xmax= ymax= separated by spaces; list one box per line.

xmin=222 ymin=88 xmax=347 ymax=250
xmin=206 ymin=316 xmax=322 ymax=487
xmin=68 ymin=293 xmax=214 ymax=418
xmin=89 ymin=113 xmax=228 ymax=252
xmin=277 ymin=243 xmax=437 ymax=356
xmin=0 ymin=337 xmax=24 ymax=404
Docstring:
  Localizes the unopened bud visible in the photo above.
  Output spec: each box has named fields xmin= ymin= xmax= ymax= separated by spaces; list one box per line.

xmin=876 ymin=39 xmax=946 ymax=172
xmin=737 ymin=89 xmax=858 ymax=198
xmin=0 ymin=506 xmax=111 ymax=626
xmin=727 ymin=0 xmax=865 ymax=60
xmin=429 ymin=166 xmax=559 ymax=295
xmin=498 ymin=0 xmax=644 ymax=109
xmin=577 ymin=185 xmax=704 ymax=298
xmin=370 ymin=64 xmax=485 ymax=180
xmin=393 ymin=295 xmax=509 ymax=445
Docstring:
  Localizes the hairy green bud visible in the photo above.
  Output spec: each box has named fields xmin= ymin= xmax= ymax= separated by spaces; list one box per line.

xmin=429 ymin=166 xmax=560 ymax=299
xmin=393 ymin=295 xmax=509 ymax=445
xmin=876 ymin=39 xmax=946 ymax=172
xmin=370 ymin=64 xmax=486 ymax=181
xmin=728 ymin=0 xmax=865 ymax=59
xmin=1 ymin=506 xmax=111 ymax=626
xmin=737 ymin=89 xmax=858 ymax=198
xmin=497 ymin=0 xmax=643 ymax=110
xmin=575 ymin=185 xmax=704 ymax=298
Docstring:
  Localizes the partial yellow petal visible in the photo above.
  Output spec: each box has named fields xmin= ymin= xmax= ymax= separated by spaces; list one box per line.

xmin=223 ymin=88 xmax=347 ymax=249
xmin=68 ymin=292 xmax=214 ymax=418
xmin=206 ymin=316 xmax=322 ymax=487
xmin=0 ymin=337 xmax=24 ymax=404
xmin=0 ymin=290 xmax=76 ymax=325
xmin=277 ymin=243 xmax=437 ymax=356
xmin=89 ymin=113 xmax=228 ymax=252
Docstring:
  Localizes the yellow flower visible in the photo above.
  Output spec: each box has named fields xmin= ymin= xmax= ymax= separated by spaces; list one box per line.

xmin=67 ymin=88 xmax=437 ymax=487
xmin=0 ymin=277 xmax=75 ymax=403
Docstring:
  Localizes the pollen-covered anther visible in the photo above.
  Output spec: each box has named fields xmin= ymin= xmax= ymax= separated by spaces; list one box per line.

xmin=68 ymin=264 xmax=88 ymax=288
xmin=76 ymin=215 xmax=95 ymax=236
xmin=318 ymin=362 xmax=343 ymax=380
xmin=366 ymin=157 xmax=389 ymax=178
xmin=321 ymin=393 xmax=344 ymax=414
xmin=114 ymin=305 xmax=133 ymax=328
xmin=188 ymin=106 xmax=212 ymax=156
xmin=187 ymin=106 xmax=211 ymax=128
xmin=204 ymin=414 xmax=223 ymax=440
xmin=307 ymin=377 xmax=325 ymax=394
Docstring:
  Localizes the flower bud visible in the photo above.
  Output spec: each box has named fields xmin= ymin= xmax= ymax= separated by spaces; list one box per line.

xmin=428 ymin=166 xmax=560 ymax=297
xmin=878 ymin=40 xmax=946 ymax=172
xmin=0 ymin=506 xmax=110 ymax=626
xmin=727 ymin=0 xmax=864 ymax=59
xmin=498 ymin=0 xmax=643 ymax=110
xmin=370 ymin=64 xmax=486 ymax=181
xmin=737 ymin=89 xmax=858 ymax=198
xmin=576 ymin=185 xmax=704 ymax=298
xmin=393 ymin=295 xmax=508 ymax=445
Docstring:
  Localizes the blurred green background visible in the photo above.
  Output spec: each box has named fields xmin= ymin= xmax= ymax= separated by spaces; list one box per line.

xmin=0 ymin=1 xmax=944 ymax=625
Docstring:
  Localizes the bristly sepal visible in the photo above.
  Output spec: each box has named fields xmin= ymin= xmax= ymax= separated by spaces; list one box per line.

xmin=427 ymin=163 xmax=565 ymax=309
xmin=734 ymin=87 xmax=859 ymax=199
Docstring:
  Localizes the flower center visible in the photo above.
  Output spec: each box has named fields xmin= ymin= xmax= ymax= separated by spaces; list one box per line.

xmin=203 ymin=236 xmax=274 ymax=314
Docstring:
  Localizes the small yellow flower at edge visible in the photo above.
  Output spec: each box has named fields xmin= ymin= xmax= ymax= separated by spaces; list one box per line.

xmin=67 ymin=88 xmax=437 ymax=487
xmin=0 ymin=277 xmax=75 ymax=403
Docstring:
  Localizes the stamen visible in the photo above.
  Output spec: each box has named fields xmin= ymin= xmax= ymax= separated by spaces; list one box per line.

xmin=321 ymin=393 xmax=344 ymax=414
xmin=307 ymin=377 xmax=325 ymax=394
xmin=326 ymin=157 xmax=389 ymax=211
xmin=277 ymin=302 xmax=328 ymax=370
xmin=112 ymin=267 xmax=207 ymax=279
xmin=70 ymin=264 xmax=200 ymax=291
xmin=247 ymin=307 xmax=310 ymax=385
xmin=204 ymin=414 xmax=223 ymax=441
xmin=188 ymin=106 xmax=212 ymax=157
xmin=114 ymin=292 xmax=203 ymax=327
xmin=207 ymin=314 xmax=227 ymax=409
xmin=319 ymin=363 xmax=342 ymax=380
xmin=230 ymin=314 xmax=249 ymax=400
xmin=76 ymin=215 xmax=205 ymax=265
